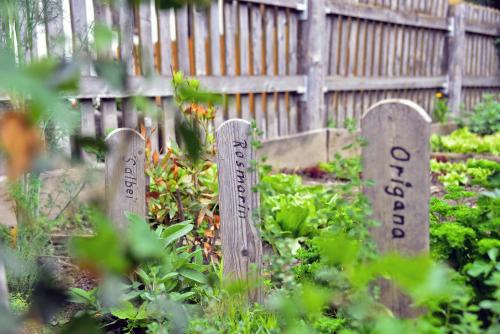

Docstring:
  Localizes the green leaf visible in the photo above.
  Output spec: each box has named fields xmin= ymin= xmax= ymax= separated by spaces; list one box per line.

xmin=314 ymin=233 xmax=360 ymax=266
xmin=170 ymin=291 xmax=195 ymax=302
xmin=179 ymin=268 xmax=207 ymax=284
xmin=162 ymin=222 xmax=194 ymax=247
xmin=110 ymin=301 xmax=139 ymax=320
xmin=126 ymin=213 xmax=164 ymax=260
xmin=68 ymin=288 xmax=96 ymax=304
xmin=467 ymin=261 xmax=491 ymax=277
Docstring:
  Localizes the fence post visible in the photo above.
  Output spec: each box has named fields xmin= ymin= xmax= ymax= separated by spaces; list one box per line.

xmin=105 ymin=129 xmax=146 ymax=229
xmin=216 ymin=119 xmax=263 ymax=303
xmin=298 ymin=0 xmax=326 ymax=132
xmin=446 ymin=3 xmax=466 ymax=116
xmin=362 ymin=99 xmax=431 ymax=318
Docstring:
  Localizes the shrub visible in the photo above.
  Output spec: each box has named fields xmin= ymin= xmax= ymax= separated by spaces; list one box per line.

xmin=467 ymin=95 xmax=500 ymax=135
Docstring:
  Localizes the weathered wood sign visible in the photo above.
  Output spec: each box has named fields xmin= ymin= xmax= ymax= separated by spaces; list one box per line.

xmin=216 ymin=119 xmax=263 ymax=303
xmin=361 ymin=99 xmax=431 ymax=317
xmin=105 ymin=129 xmax=146 ymax=229
xmin=0 ymin=259 xmax=8 ymax=310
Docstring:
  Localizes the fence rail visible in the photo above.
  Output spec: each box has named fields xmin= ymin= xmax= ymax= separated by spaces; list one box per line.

xmin=0 ymin=0 xmax=499 ymax=155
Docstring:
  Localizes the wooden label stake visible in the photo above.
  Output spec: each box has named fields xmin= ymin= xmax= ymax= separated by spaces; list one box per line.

xmin=0 ymin=259 xmax=8 ymax=310
xmin=216 ymin=119 xmax=263 ymax=303
xmin=105 ymin=128 xmax=146 ymax=229
xmin=361 ymin=99 xmax=431 ymax=317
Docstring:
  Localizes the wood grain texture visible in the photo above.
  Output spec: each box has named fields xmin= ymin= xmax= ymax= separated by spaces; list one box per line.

xmin=44 ymin=0 xmax=65 ymax=58
xmin=117 ymin=0 xmax=138 ymax=128
xmin=251 ymin=5 xmax=265 ymax=135
xmin=74 ymin=75 xmax=306 ymax=99
xmin=176 ymin=6 xmax=190 ymax=73
xmin=326 ymin=0 xmax=448 ymax=30
xmin=157 ymin=7 xmax=176 ymax=144
xmin=69 ymin=0 xmax=91 ymax=73
xmin=325 ymin=76 xmax=446 ymax=91
xmin=298 ymin=0 xmax=326 ymax=131
xmin=70 ymin=0 xmax=94 ymax=160
xmin=194 ymin=5 xmax=208 ymax=76
xmin=264 ymin=7 xmax=277 ymax=138
xmin=362 ymin=99 xmax=431 ymax=318
xmin=447 ymin=4 xmax=466 ymax=116
xmin=216 ymin=119 xmax=263 ymax=303
xmin=105 ymin=129 xmax=146 ymax=229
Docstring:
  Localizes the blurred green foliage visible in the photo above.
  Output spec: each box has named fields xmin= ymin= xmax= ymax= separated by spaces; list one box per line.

xmin=431 ymin=159 xmax=500 ymax=188
xmin=432 ymin=128 xmax=500 ymax=155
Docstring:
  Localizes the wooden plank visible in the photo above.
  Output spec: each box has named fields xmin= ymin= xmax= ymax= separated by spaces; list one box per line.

xmin=362 ymin=99 xmax=431 ymax=318
xmin=0 ymin=259 xmax=8 ymax=310
xmin=324 ymin=76 xmax=447 ymax=91
xmin=363 ymin=20 xmax=373 ymax=77
xmin=288 ymin=11 xmax=299 ymax=134
xmin=356 ymin=19 xmax=367 ymax=77
xmin=330 ymin=16 xmax=341 ymax=76
xmin=44 ymin=0 xmax=65 ymax=58
xmin=69 ymin=0 xmax=91 ymax=73
xmin=372 ymin=21 xmax=382 ymax=76
xmin=408 ymin=27 xmax=416 ymax=75
xmin=393 ymin=24 xmax=402 ymax=76
xmin=93 ymin=0 xmax=113 ymax=59
xmin=176 ymin=6 xmax=190 ymax=73
xmin=462 ymin=76 xmax=500 ymax=88
xmin=210 ymin=1 xmax=222 ymax=76
xmin=447 ymin=4 xmax=466 ymax=116
xmin=337 ymin=91 xmax=346 ymax=127
xmin=139 ymin=0 xmax=155 ymax=75
xmin=251 ymin=4 xmax=265 ymax=135
xmin=375 ymin=1 xmax=388 ymax=77
xmin=258 ymin=129 xmax=329 ymax=169
xmin=105 ymin=128 xmax=146 ymax=229
xmin=69 ymin=0 xmax=95 ymax=161
xmin=347 ymin=17 xmax=359 ymax=77
xmin=216 ymin=119 xmax=262 ymax=303
xmin=236 ymin=0 xmax=304 ymax=9
xmin=402 ymin=22 xmax=411 ymax=77
xmin=93 ymin=0 xmax=118 ymax=134
xmin=157 ymin=8 xmax=174 ymax=74
xmin=420 ymin=29 xmax=430 ymax=76
xmin=157 ymin=7 xmax=175 ymax=145
xmin=264 ymin=7 xmax=277 ymax=138
xmin=3 ymin=75 xmax=306 ymax=101
xmin=465 ymin=22 xmax=500 ymax=37
xmin=240 ymin=3 xmax=251 ymax=121
xmin=79 ymin=99 xmax=97 ymax=161
xmin=100 ymin=99 xmax=119 ymax=134
xmin=338 ymin=16 xmax=349 ymax=76
xmin=276 ymin=9 xmax=287 ymax=135
xmin=384 ymin=21 xmax=394 ymax=77
xmin=117 ymin=0 xmax=138 ymax=129
xmin=325 ymin=0 xmax=449 ymax=31
xmin=194 ymin=5 xmax=208 ymax=75
xmin=224 ymin=1 xmax=237 ymax=119
xmin=0 ymin=257 xmax=10 ymax=312
xmin=298 ymin=0 xmax=326 ymax=131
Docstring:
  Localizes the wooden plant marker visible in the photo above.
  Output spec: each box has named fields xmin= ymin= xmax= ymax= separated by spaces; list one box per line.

xmin=361 ymin=99 xmax=431 ymax=317
xmin=216 ymin=119 xmax=263 ymax=303
xmin=0 ymin=259 xmax=8 ymax=310
xmin=105 ymin=129 xmax=146 ymax=229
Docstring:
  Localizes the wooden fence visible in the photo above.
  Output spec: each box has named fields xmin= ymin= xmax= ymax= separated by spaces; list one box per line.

xmin=1 ymin=0 xmax=499 ymax=153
